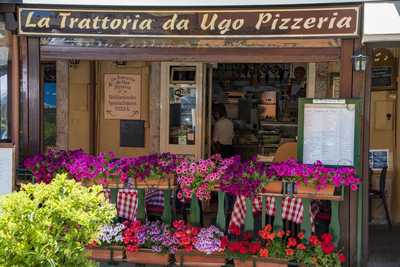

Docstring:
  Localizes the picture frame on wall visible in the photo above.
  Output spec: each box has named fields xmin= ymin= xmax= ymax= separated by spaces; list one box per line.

xmin=371 ymin=48 xmax=397 ymax=91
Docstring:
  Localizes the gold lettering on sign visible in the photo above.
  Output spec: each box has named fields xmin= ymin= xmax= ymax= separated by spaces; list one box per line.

xmin=19 ymin=8 xmax=359 ymax=37
xmin=104 ymin=74 xmax=141 ymax=120
xmin=25 ymin=11 xmax=36 ymax=28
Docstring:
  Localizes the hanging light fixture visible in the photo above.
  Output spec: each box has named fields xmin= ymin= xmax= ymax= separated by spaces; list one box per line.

xmin=352 ymin=52 xmax=367 ymax=72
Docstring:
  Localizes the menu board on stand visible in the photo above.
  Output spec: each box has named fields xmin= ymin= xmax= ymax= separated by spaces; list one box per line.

xmin=0 ymin=143 xmax=15 ymax=196
xmin=297 ymin=98 xmax=361 ymax=168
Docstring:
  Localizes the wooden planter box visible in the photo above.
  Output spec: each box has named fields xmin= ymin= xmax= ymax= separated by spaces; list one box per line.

xmin=234 ymin=257 xmax=288 ymax=267
xmin=263 ymin=181 xmax=283 ymax=194
xmin=125 ymin=249 xmax=170 ymax=265
xmin=86 ymin=246 xmax=124 ymax=262
xmin=176 ymin=251 xmax=226 ymax=267
xmin=296 ymin=184 xmax=335 ymax=195
xmin=134 ymin=174 xmax=175 ymax=188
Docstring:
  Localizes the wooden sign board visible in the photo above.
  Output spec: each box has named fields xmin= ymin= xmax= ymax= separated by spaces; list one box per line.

xmin=0 ymin=143 xmax=15 ymax=195
xmin=104 ymin=74 xmax=141 ymax=120
xmin=18 ymin=7 xmax=359 ymax=38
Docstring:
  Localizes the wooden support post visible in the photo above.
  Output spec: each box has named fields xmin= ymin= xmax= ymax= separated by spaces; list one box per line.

xmin=273 ymin=197 xmax=283 ymax=231
xmin=301 ymin=199 xmax=312 ymax=240
xmin=244 ymin=197 xmax=254 ymax=232
xmin=330 ymin=201 xmax=341 ymax=246
xmin=27 ymin=37 xmax=41 ymax=155
xmin=189 ymin=193 xmax=201 ymax=227
xmin=10 ymin=34 xmax=19 ymax=164
xmin=137 ymin=189 xmax=146 ymax=222
xmin=261 ymin=196 xmax=267 ymax=228
xmin=56 ymin=61 xmax=69 ymax=150
xmin=216 ymin=191 xmax=226 ymax=231
xmin=161 ymin=189 xmax=172 ymax=225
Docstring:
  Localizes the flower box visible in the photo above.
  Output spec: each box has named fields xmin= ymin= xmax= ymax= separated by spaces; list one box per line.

xmin=234 ymin=257 xmax=288 ymax=267
xmin=134 ymin=174 xmax=175 ymax=188
xmin=176 ymin=251 xmax=226 ymax=267
xmin=86 ymin=246 xmax=124 ymax=262
xmin=263 ymin=181 xmax=283 ymax=194
xmin=125 ymin=249 xmax=170 ymax=265
xmin=296 ymin=184 xmax=335 ymax=196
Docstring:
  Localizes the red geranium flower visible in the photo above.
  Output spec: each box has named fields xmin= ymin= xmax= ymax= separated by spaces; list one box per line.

xmin=321 ymin=233 xmax=333 ymax=244
xmin=309 ymin=235 xmax=320 ymax=246
xmin=297 ymin=243 xmax=306 ymax=250
xmin=239 ymin=246 xmax=249 ymax=255
xmin=220 ymin=236 xmax=229 ymax=250
xmin=277 ymin=230 xmax=285 ymax=238
xmin=172 ymin=220 xmax=185 ymax=229
xmin=338 ymin=253 xmax=346 ymax=263
xmin=259 ymin=248 xmax=269 ymax=257
xmin=287 ymin=237 xmax=297 ymax=248
xmin=229 ymin=224 xmax=241 ymax=236
xmin=228 ymin=241 xmax=241 ymax=252
xmin=297 ymin=232 xmax=305 ymax=240
xmin=249 ymin=242 xmax=262 ymax=254
xmin=285 ymin=248 xmax=295 ymax=256
xmin=243 ymin=232 xmax=253 ymax=241
xmin=321 ymin=242 xmax=335 ymax=255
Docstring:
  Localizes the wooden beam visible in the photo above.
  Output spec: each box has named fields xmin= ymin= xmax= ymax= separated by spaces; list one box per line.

xmin=41 ymin=46 xmax=340 ymax=63
xmin=10 ymin=34 xmax=19 ymax=164
xmin=27 ymin=37 xmax=41 ymax=155
xmin=19 ymin=36 xmax=29 ymax=157
xmin=340 ymin=39 xmax=354 ymax=98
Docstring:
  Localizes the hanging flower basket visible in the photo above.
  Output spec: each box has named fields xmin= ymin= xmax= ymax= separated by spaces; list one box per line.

xmin=125 ymin=249 xmax=170 ymax=265
xmin=134 ymin=174 xmax=175 ymax=188
xmin=86 ymin=246 xmax=124 ymax=262
xmin=176 ymin=251 xmax=226 ymax=267
xmin=234 ymin=257 xmax=289 ymax=267
xmin=296 ymin=184 xmax=335 ymax=196
xmin=263 ymin=181 xmax=283 ymax=194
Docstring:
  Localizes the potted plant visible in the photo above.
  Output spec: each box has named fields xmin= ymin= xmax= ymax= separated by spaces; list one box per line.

xmin=123 ymin=220 xmax=177 ymax=265
xmin=172 ymin=220 xmax=227 ymax=267
xmin=121 ymin=153 xmax=181 ymax=188
xmin=219 ymin=157 xmax=272 ymax=197
xmin=176 ymin=154 xmax=234 ymax=201
xmin=0 ymin=174 xmax=115 ymax=266
xmin=87 ymin=222 xmax=125 ymax=262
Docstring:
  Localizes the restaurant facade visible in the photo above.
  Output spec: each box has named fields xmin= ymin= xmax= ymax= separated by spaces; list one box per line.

xmin=0 ymin=0 xmax=372 ymax=266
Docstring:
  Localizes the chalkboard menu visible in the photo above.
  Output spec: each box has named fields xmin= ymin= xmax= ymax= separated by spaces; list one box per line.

xmin=371 ymin=66 xmax=394 ymax=89
xmin=120 ymin=120 xmax=145 ymax=147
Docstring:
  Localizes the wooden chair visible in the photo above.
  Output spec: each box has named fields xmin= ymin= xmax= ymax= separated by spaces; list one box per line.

xmin=273 ymin=142 xmax=297 ymax=162
xmin=369 ymin=166 xmax=392 ymax=227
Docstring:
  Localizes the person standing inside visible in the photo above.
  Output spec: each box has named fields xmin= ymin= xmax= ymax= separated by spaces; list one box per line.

xmin=212 ymin=104 xmax=235 ymax=158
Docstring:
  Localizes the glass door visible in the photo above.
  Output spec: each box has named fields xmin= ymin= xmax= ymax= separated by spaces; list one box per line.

xmin=160 ymin=62 xmax=204 ymax=159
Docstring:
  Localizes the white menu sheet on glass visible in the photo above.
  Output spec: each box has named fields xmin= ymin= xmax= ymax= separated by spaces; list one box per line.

xmin=0 ymin=145 xmax=14 ymax=196
xmin=303 ymin=103 xmax=355 ymax=166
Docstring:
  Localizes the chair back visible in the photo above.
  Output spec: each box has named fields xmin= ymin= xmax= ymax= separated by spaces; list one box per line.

xmin=273 ymin=142 xmax=297 ymax=162
xmin=379 ymin=166 xmax=388 ymax=194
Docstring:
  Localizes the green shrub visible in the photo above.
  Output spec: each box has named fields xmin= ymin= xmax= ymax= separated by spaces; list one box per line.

xmin=0 ymin=173 xmax=116 ymax=267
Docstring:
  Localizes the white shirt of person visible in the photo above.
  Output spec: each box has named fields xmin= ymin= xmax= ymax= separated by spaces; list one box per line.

xmin=213 ymin=117 xmax=234 ymax=145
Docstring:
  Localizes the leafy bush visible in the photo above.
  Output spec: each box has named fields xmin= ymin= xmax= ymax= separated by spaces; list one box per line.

xmin=0 ymin=174 xmax=115 ymax=267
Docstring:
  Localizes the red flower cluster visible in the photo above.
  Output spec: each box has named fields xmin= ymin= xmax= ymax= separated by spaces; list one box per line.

xmin=122 ymin=220 xmax=142 ymax=252
xmin=172 ymin=220 xmax=199 ymax=252
xmin=227 ymin=240 xmax=262 ymax=255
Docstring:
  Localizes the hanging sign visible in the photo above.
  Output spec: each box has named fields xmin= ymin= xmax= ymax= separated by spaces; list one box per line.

xmin=18 ymin=7 xmax=359 ymax=38
xmin=104 ymin=74 xmax=141 ymax=120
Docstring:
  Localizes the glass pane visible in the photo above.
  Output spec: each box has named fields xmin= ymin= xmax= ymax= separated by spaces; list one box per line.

xmin=169 ymin=67 xmax=197 ymax=145
xmin=0 ymin=21 xmax=9 ymax=141
xmin=42 ymin=63 xmax=57 ymax=149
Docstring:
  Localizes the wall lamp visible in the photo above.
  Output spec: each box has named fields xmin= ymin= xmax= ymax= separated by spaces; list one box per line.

xmin=352 ymin=52 xmax=367 ymax=72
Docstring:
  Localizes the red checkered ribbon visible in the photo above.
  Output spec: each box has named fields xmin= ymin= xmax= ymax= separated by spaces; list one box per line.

xmin=103 ymin=189 xmax=138 ymax=220
xmin=103 ymin=189 xmax=165 ymax=219
xmin=229 ymin=196 xmax=318 ymax=230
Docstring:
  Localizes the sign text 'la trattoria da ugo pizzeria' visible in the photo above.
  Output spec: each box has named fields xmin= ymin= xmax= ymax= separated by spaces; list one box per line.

xmin=18 ymin=7 xmax=359 ymax=38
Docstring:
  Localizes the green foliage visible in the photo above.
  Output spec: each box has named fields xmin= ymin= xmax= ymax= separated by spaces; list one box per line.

xmin=0 ymin=173 xmax=116 ymax=267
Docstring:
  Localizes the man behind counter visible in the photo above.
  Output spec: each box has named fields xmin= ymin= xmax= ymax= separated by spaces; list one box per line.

xmin=212 ymin=104 xmax=235 ymax=158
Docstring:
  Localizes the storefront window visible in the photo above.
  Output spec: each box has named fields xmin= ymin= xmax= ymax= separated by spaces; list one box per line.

xmin=42 ymin=62 xmax=57 ymax=149
xmin=169 ymin=66 xmax=197 ymax=145
xmin=0 ymin=20 xmax=10 ymax=141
